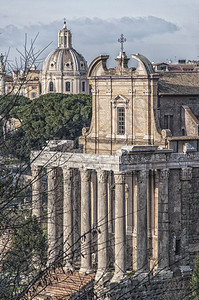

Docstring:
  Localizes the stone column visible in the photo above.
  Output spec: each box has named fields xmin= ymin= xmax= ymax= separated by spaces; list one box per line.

xmin=158 ymin=169 xmax=170 ymax=270
xmin=137 ymin=169 xmax=148 ymax=272
xmin=132 ymin=171 xmax=138 ymax=270
xmin=31 ymin=165 xmax=43 ymax=220
xmin=96 ymin=169 xmax=109 ymax=280
xmin=180 ymin=167 xmax=192 ymax=267
xmin=79 ymin=168 xmax=92 ymax=273
xmin=111 ymin=172 xmax=126 ymax=282
xmin=47 ymin=166 xmax=58 ymax=264
xmin=62 ymin=167 xmax=73 ymax=269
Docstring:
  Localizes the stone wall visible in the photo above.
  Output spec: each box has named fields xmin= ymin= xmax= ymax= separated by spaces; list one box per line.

xmin=106 ymin=274 xmax=192 ymax=300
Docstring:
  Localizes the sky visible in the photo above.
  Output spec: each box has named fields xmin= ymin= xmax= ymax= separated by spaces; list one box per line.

xmin=0 ymin=0 xmax=199 ymax=69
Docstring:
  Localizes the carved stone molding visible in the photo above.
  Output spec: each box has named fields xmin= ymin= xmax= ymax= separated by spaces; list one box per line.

xmin=159 ymin=169 xmax=169 ymax=182
xmin=128 ymin=88 xmax=136 ymax=95
xmin=62 ymin=167 xmax=73 ymax=181
xmin=80 ymin=168 xmax=91 ymax=182
xmin=137 ymin=169 xmax=148 ymax=184
xmin=114 ymin=172 xmax=125 ymax=184
xmin=97 ymin=169 xmax=108 ymax=183
xmin=31 ymin=165 xmax=42 ymax=178
xmin=180 ymin=167 xmax=192 ymax=181
xmin=46 ymin=166 xmax=57 ymax=180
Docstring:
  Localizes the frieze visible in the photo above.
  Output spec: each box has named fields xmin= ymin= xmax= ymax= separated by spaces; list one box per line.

xmin=180 ymin=167 xmax=192 ymax=181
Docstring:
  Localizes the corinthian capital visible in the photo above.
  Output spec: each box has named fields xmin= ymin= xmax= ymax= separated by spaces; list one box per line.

xmin=159 ymin=169 xmax=169 ymax=182
xmin=80 ymin=168 xmax=91 ymax=182
xmin=180 ymin=167 xmax=192 ymax=181
xmin=62 ymin=167 xmax=73 ymax=181
xmin=114 ymin=172 xmax=125 ymax=184
xmin=97 ymin=169 xmax=108 ymax=183
xmin=137 ymin=169 xmax=148 ymax=183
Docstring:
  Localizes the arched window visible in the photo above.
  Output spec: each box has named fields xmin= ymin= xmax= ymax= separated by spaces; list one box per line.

xmin=49 ymin=81 xmax=53 ymax=92
xmin=66 ymin=81 xmax=70 ymax=92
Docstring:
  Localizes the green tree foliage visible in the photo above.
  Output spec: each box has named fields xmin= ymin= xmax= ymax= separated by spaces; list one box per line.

xmin=1 ymin=216 xmax=47 ymax=299
xmin=191 ymin=254 xmax=199 ymax=299
xmin=18 ymin=93 xmax=92 ymax=140
xmin=0 ymin=93 xmax=92 ymax=161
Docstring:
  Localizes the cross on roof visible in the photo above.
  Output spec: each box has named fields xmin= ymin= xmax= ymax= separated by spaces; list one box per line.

xmin=118 ymin=34 xmax=126 ymax=53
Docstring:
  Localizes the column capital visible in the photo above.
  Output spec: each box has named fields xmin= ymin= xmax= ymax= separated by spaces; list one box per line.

xmin=180 ymin=167 xmax=192 ymax=181
xmin=159 ymin=168 xmax=169 ymax=182
xmin=80 ymin=168 xmax=91 ymax=182
xmin=114 ymin=171 xmax=125 ymax=184
xmin=137 ymin=169 xmax=148 ymax=183
xmin=97 ymin=169 xmax=108 ymax=183
xmin=62 ymin=167 xmax=73 ymax=180
xmin=31 ymin=164 xmax=42 ymax=177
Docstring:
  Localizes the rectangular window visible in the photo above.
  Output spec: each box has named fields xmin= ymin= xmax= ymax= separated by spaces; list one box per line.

xmin=66 ymin=81 xmax=70 ymax=92
xmin=82 ymin=81 xmax=85 ymax=92
xmin=117 ymin=107 xmax=125 ymax=135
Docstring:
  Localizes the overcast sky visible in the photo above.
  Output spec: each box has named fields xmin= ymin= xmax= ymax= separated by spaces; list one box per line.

xmin=1 ymin=0 xmax=199 ymax=68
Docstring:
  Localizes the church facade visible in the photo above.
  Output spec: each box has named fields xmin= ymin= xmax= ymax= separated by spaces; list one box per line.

xmin=31 ymin=49 xmax=199 ymax=298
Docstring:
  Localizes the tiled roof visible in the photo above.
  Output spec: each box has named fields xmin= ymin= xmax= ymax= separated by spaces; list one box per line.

xmin=28 ymin=269 xmax=95 ymax=300
xmin=158 ymin=72 xmax=199 ymax=95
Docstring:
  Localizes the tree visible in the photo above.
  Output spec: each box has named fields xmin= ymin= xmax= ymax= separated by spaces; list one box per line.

xmin=0 ymin=93 xmax=92 ymax=162
xmin=191 ymin=254 xmax=199 ymax=300
xmin=1 ymin=216 xmax=47 ymax=299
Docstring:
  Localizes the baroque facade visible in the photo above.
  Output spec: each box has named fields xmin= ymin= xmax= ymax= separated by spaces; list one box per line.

xmin=31 ymin=51 xmax=199 ymax=298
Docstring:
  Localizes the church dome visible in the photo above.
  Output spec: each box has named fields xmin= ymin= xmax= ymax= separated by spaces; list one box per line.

xmin=43 ymin=44 xmax=88 ymax=73
xmin=42 ymin=21 xmax=89 ymax=94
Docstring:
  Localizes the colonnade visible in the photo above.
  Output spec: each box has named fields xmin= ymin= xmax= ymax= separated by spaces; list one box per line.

xmin=31 ymin=165 xmax=170 ymax=281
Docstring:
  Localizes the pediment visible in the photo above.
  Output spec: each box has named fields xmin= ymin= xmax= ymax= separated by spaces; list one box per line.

xmin=111 ymin=94 xmax=129 ymax=104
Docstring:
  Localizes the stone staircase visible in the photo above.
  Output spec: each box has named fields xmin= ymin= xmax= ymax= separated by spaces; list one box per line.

xmin=31 ymin=269 xmax=95 ymax=300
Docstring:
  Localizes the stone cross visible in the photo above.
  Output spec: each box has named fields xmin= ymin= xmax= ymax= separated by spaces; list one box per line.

xmin=118 ymin=34 xmax=126 ymax=53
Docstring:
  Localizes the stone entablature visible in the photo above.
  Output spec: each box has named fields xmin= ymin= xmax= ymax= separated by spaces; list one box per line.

xmin=31 ymin=144 xmax=199 ymax=284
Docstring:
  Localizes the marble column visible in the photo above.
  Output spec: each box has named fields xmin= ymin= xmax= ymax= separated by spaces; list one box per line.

xmin=31 ymin=165 xmax=43 ymax=220
xmin=62 ymin=167 xmax=73 ymax=269
xmin=132 ymin=171 xmax=138 ymax=270
xmin=180 ymin=168 xmax=192 ymax=267
xmin=111 ymin=171 xmax=126 ymax=282
xmin=47 ymin=166 xmax=58 ymax=264
xmin=79 ymin=168 xmax=92 ymax=273
xmin=96 ymin=169 xmax=109 ymax=280
xmin=158 ymin=169 xmax=170 ymax=270
xmin=137 ymin=169 xmax=148 ymax=272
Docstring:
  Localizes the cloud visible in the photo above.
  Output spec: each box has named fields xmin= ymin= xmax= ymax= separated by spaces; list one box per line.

xmin=0 ymin=16 xmax=179 ymax=67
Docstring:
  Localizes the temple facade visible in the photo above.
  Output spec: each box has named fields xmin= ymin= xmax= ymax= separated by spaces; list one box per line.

xmin=31 ymin=50 xmax=199 ymax=298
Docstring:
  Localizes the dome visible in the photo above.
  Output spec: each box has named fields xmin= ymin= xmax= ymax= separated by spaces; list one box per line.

xmin=42 ymin=21 xmax=89 ymax=95
xmin=43 ymin=47 xmax=88 ymax=74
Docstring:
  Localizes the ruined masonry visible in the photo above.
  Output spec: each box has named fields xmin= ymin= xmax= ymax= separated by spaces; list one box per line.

xmin=31 ymin=51 xmax=199 ymax=299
